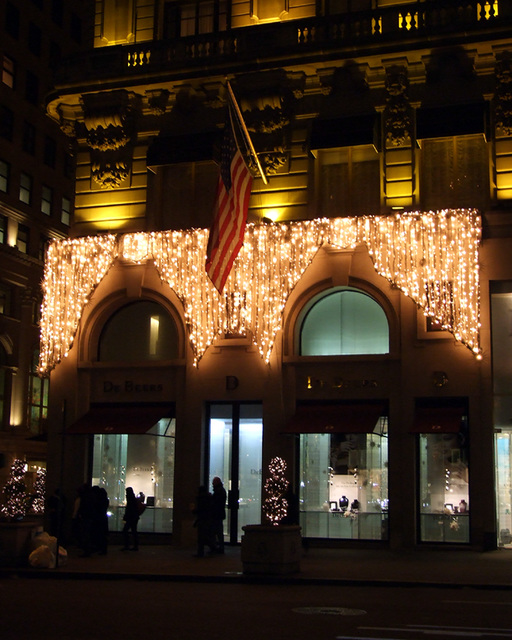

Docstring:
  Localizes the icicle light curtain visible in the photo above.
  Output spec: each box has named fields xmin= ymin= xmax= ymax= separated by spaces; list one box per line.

xmin=38 ymin=209 xmax=481 ymax=375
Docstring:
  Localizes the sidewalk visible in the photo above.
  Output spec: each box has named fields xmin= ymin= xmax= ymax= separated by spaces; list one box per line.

xmin=3 ymin=543 xmax=512 ymax=588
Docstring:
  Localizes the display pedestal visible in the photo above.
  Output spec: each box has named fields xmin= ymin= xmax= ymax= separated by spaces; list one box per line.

xmin=241 ymin=524 xmax=302 ymax=575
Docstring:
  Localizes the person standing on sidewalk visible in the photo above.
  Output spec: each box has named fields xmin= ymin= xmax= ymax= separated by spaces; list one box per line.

xmin=211 ymin=477 xmax=227 ymax=554
xmin=193 ymin=485 xmax=214 ymax=557
xmin=122 ymin=487 xmax=140 ymax=551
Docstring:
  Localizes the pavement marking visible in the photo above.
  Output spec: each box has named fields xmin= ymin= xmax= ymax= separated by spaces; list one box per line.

xmin=336 ymin=636 xmax=403 ymax=640
xmin=410 ymin=624 xmax=512 ymax=635
xmin=293 ymin=606 xmax=367 ymax=616
xmin=361 ymin=626 xmax=482 ymax=637
xmin=444 ymin=600 xmax=512 ymax=606
xmin=359 ymin=624 xmax=512 ymax=637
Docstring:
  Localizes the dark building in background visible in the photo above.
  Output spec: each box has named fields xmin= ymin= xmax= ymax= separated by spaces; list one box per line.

xmin=35 ymin=1 xmax=512 ymax=551
xmin=0 ymin=0 xmax=90 ymax=490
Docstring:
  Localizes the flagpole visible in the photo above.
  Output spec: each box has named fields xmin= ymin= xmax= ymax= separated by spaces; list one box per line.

xmin=227 ymin=80 xmax=268 ymax=185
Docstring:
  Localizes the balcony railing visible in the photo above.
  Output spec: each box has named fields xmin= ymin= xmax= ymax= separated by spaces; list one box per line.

xmin=54 ymin=0 xmax=511 ymax=86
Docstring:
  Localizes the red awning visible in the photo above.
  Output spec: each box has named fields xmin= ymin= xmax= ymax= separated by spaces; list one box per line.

xmin=285 ymin=402 xmax=386 ymax=434
xmin=67 ymin=403 xmax=175 ymax=435
xmin=411 ymin=405 xmax=466 ymax=433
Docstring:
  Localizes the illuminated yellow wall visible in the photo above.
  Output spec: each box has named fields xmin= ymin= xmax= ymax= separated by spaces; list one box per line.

xmin=495 ymin=138 xmax=512 ymax=201
xmin=73 ymin=144 xmax=148 ymax=235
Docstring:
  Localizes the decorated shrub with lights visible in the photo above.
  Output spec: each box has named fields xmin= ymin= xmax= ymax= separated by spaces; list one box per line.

xmin=1 ymin=458 xmax=28 ymax=521
xmin=31 ymin=467 xmax=46 ymax=515
xmin=263 ymin=457 xmax=289 ymax=525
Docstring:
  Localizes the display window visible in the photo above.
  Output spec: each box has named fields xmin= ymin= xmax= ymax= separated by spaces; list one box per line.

xmin=295 ymin=406 xmax=388 ymax=540
xmin=91 ymin=417 xmax=175 ymax=534
xmin=415 ymin=401 xmax=470 ymax=543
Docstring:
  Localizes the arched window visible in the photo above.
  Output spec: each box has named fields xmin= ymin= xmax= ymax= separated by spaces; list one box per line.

xmin=98 ymin=301 xmax=179 ymax=362
xmin=300 ymin=288 xmax=389 ymax=356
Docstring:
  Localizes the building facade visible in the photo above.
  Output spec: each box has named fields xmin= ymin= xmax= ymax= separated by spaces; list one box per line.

xmin=41 ymin=0 xmax=512 ymax=550
xmin=0 ymin=0 xmax=90 ymax=494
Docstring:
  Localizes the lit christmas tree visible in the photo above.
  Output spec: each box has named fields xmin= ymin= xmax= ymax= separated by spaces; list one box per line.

xmin=31 ymin=467 xmax=46 ymax=515
xmin=263 ymin=457 xmax=289 ymax=525
xmin=1 ymin=458 xmax=28 ymax=521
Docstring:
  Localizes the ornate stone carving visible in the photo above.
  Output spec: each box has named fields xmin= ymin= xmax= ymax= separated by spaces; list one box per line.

xmin=232 ymin=72 xmax=295 ymax=175
xmin=495 ymin=53 xmax=512 ymax=137
xmin=384 ymin=67 xmax=411 ymax=147
xmin=145 ymin=89 xmax=171 ymax=116
xmin=81 ymin=91 xmax=141 ymax=189
xmin=91 ymin=160 xmax=130 ymax=190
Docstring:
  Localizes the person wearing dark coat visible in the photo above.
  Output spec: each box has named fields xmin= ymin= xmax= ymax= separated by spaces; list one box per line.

xmin=122 ymin=487 xmax=140 ymax=551
xmin=193 ymin=485 xmax=214 ymax=557
xmin=77 ymin=483 xmax=95 ymax=557
xmin=211 ymin=476 xmax=227 ymax=554
xmin=91 ymin=486 xmax=109 ymax=555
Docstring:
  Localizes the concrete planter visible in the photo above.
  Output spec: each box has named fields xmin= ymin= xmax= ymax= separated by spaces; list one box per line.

xmin=0 ymin=519 xmax=44 ymax=566
xmin=241 ymin=524 xmax=302 ymax=575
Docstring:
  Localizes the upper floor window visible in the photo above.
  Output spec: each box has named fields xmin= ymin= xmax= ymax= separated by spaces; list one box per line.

xmin=98 ymin=301 xmax=180 ymax=362
xmin=19 ymin=172 xmax=32 ymax=205
xmin=23 ymin=121 xmax=36 ymax=155
xmin=70 ymin=12 xmax=82 ymax=43
xmin=0 ymin=160 xmax=9 ymax=193
xmin=64 ymin=153 xmax=75 ymax=179
xmin=17 ymin=224 xmax=29 ymax=253
xmin=61 ymin=196 xmax=71 ymax=225
xmin=0 ymin=344 xmax=7 ymax=428
xmin=0 ymin=106 xmax=14 ymax=141
xmin=0 ymin=215 xmax=6 ymax=243
xmin=164 ymin=0 xmax=227 ymax=38
xmin=25 ymin=70 xmax=39 ymax=105
xmin=317 ymin=145 xmax=381 ymax=217
xmin=38 ymin=235 xmax=50 ymax=262
xmin=28 ymin=349 xmax=49 ymax=435
xmin=300 ymin=287 xmax=390 ymax=356
xmin=420 ymin=134 xmax=490 ymax=211
xmin=2 ymin=54 xmax=15 ymax=88
xmin=51 ymin=0 xmax=64 ymax=26
xmin=41 ymin=185 xmax=52 ymax=216
xmin=49 ymin=41 xmax=61 ymax=68
xmin=0 ymin=284 xmax=11 ymax=315
xmin=28 ymin=23 xmax=42 ymax=56
xmin=5 ymin=2 xmax=20 ymax=39
xmin=43 ymin=136 xmax=57 ymax=168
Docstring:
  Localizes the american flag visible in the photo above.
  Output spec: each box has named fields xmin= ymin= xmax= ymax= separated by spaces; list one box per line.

xmin=205 ymin=105 xmax=253 ymax=293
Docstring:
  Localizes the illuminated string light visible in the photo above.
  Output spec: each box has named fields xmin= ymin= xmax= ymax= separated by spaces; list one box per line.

xmin=263 ymin=457 xmax=289 ymax=525
xmin=38 ymin=209 xmax=481 ymax=374
xmin=39 ymin=234 xmax=118 ymax=374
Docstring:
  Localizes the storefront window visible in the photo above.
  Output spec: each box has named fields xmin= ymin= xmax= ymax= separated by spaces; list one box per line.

xmin=299 ymin=418 xmax=388 ymax=540
xmin=91 ymin=418 xmax=175 ymax=534
xmin=418 ymin=426 xmax=469 ymax=543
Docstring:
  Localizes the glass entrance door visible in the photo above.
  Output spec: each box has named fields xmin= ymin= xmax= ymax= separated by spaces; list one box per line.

xmin=495 ymin=429 xmax=512 ymax=548
xmin=208 ymin=403 xmax=262 ymax=543
xmin=491 ymin=288 xmax=512 ymax=548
